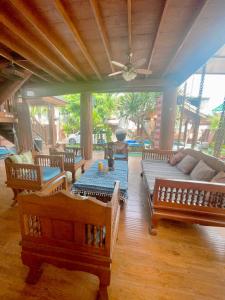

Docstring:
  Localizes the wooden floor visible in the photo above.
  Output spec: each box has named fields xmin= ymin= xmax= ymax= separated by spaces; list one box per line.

xmin=0 ymin=154 xmax=224 ymax=300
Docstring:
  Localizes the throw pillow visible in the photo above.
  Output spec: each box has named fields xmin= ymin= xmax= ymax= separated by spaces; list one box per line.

xmin=211 ymin=171 xmax=225 ymax=183
xmin=169 ymin=151 xmax=185 ymax=166
xmin=22 ymin=151 xmax=33 ymax=164
xmin=190 ymin=160 xmax=216 ymax=181
xmin=176 ymin=155 xmax=198 ymax=174
xmin=9 ymin=154 xmax=23 ymax=164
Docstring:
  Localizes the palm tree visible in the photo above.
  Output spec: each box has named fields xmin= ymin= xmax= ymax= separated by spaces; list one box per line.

xmin=119 ymin=92 xmax=159 ymax=136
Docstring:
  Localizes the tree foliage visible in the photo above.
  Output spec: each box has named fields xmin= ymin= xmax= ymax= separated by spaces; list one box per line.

xmin=60 ymin=93 xmax=118 ymax=141
xmin=118 ymin=92 xmax=159 ymax=135
xmin=210 ymin=113 xmax=220 ymax=131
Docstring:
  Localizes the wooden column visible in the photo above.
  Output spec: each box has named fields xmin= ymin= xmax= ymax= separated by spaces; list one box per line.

xmin=48 ymin=104 xmax=56 ymax=146
xmin=15 ymin=96 xmax=33 ymax=152
xmin=80 ymin=92 xmax=93 ymax=159
xmin=159 ymin=86 xmax=177 ymax=150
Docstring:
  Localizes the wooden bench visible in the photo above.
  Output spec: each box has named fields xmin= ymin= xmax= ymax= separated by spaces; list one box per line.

xmin=50 ymin=146 xmax=85 ymax=182
xmin=5 ymin=153 xmax=65 ymax=206
xmin=17 ymin=181 xmax=121 ymax=300
xmin=142 ymin=149 xmax=225 ymax=234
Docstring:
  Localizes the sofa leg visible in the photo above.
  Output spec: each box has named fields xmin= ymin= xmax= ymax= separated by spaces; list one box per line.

xmin=26 ymin=265 xmax=43 ymax=284
xmin=11 ymin=189 xmax=20 ymax=207
xmin=72 ymin=171 xmax=76 ymax=183
xmin=98 ymin=284 xmax=108 ymax=300
xmin=149 ymin=218 xmax=158 ymax=236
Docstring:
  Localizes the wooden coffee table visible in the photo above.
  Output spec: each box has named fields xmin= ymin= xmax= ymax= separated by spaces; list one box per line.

xmin=72 ymin=159 xmax=128 ymax=202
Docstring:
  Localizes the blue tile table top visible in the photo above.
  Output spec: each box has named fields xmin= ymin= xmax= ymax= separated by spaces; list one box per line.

xmin=72 ymin=160 xmax=128 ymax=200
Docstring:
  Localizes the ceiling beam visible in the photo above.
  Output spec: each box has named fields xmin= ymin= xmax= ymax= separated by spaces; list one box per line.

xmin=54 ymin=0 xmax=102 ymax=80
xmin=127 ymin=0 xmax=132 ymax=52
xmin=163 ymin=0 xmax=209 ymax=76
xmin=0 ymin=70 xmax=31 ymax=105
xmin=0 ymin=61 xmax=9 ymax=70
xmin=0 ymin=31 xmax=64 ymax=82
xmin=0 ymin=12 xmax=74 ymax=80
xmin=147 ymin=0 xmax=170 ymax=71
xmin=89 ymin=0 xmax=114 ymax=73
xmin=0 ymin=49 xmax=49 ymax=82
xmin=22 ymin=77 xmax=167 ymax=97
xmin=9 ymin=0 xmax=87 ymax=80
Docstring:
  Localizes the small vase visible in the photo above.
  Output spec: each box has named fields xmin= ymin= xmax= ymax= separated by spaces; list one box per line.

xmin=108 ymin=157 xmax=115 ymax=171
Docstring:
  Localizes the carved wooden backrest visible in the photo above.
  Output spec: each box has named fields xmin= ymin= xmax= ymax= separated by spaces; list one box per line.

xmin=49 ymin=148 xmax=81 ymax=165
xmin=18 ymin=182 xmax=120 ymax=257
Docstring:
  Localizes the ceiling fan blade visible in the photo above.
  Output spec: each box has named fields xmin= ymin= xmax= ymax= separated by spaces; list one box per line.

xmin=108 ymin=71 xmax=123 ymax=77
xmin=136 ymin=69 xmax=152 ymax=75
xmin=111 ymin=61 xmax=126 ymax=68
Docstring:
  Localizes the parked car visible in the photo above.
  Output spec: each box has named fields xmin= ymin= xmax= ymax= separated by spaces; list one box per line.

xmin=67 ymin=132 xmax=106 ymax=145
xmin=68 ymin=132 xmax=81 ymax=144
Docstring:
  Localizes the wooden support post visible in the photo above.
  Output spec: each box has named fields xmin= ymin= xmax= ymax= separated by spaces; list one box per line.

xmin=80 ymin=92 xmax=93 ymax=160
xmin=48 ymin=105 xmax=56 ymax=146
xmin=183 ymin=120 xmax=189 ymax=147
xmin=159 ymin=86 xmax=177 ymax=150
xmin=15 ymin=96 xmax=33 ymax=152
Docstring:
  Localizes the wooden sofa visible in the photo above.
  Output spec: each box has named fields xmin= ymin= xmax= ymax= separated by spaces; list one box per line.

xmin=5 ymin=153 xmax=65 ymax=206
xmin=17 ymin=181 xmax=121 ymax=300
xmin=142 ymin=149 xmax=225 ymax=234
xmin=50 ymin=146 xmax=85 ymax=182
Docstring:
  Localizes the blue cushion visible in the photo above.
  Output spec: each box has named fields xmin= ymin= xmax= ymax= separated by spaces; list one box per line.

xmin=74 ymin=155 xmax=83 ymax=164
xmin=114 ymin=153 xmax=127 ymax=159
xmin=43 ymin=167 xmax=61 ymax=181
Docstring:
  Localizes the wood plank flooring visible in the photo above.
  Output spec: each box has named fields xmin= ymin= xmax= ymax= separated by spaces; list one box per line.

xmin=0 ymin=154 xmax=224 ymax=300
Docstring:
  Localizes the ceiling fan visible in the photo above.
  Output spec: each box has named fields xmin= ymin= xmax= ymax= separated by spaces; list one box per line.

xmin=108 ymin=53 xmax=152 ymax=81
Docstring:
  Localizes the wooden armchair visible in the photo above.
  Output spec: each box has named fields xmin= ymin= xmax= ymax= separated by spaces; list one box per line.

xmin=5 ymin=153 xmax=66 ymax=206
xmin=18 ymin=181 xmax=121 ymax=300
xmin=49 ymin=146 xmax=85 ymax=182
xmin=104 ymin=141 xmax=128 ymax=160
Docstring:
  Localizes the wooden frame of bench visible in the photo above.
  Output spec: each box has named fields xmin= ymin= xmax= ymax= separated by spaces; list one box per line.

xmin=142 ymin=149 xmax=225 ymax=234
xmin=17 ymin=181 xmax=121 ymax=300
xmin=50 ymin=147 xmax=85 ymax=182
xmin=5 ymin=154 xmax=65 ymax=206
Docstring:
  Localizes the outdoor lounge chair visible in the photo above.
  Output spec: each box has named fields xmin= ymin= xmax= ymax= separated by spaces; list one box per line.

xmin=49 ymin=146 xmax=85 ymax=182
xmin=5 ymin=151 xmax=66 ymax=206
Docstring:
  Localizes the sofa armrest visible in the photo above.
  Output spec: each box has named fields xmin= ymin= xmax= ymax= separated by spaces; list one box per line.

xmin=34 ymin=154 xmax=64 ymax=171
xmin=153 ymin=178 xmax=225 ymax=210
xmin=5 ymin=162 xmax=42 ymax=185
xmin=142 ymin=149 xmax=177 ymax=161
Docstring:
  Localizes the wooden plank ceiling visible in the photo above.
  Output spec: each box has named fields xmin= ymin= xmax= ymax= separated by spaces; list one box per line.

xmin=0 ymin=0 xmax=224 ymax=96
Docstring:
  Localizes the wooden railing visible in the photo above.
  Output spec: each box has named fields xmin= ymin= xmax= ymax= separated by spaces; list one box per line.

xmin=31 ymin=117 xmax=48 ymax=144
xmin=0 ymin=96 xmax=14 ymax=113
xmin=142 ymin=149 xmax=177 ymax=160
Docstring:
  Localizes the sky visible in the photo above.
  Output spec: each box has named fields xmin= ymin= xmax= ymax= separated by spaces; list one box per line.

xmin=185 ymin=74 xmax=225 ymax=115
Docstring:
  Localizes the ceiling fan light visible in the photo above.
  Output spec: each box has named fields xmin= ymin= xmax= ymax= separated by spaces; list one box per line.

xmin=122 ymin=71 xmax=137 ymax=81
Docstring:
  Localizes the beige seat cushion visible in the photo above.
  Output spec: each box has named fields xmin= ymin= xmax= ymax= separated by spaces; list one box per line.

xmin=190 ymin=160 xmax=216 ymax=181
xmin=168 ymin=151 xmax=185 ymax=166
xmin=211 ymin=171 xmax=225 ymax=183
xmin=176 ymin=155 xmax=198 ymax=174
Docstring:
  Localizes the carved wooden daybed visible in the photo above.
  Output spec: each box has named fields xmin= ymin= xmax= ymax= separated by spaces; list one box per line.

xmin=142 ymin=149 xmax=225 ymax=234
xmin=17 ymin=181 xmax=121 ymax=300
xmin=49 ymin=146 xmax=85 ymax=182
xmin=5 ymin=152 xmax=66 ymax=206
